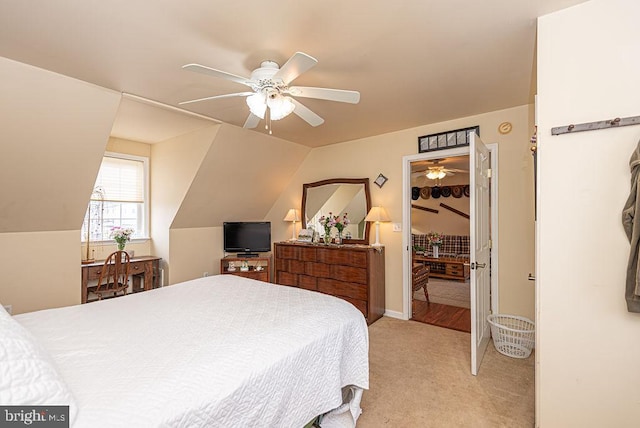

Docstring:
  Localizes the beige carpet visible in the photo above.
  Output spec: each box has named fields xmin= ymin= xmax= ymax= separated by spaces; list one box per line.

xmin=414 ymin=278 xmax=470 ymax=309
xmin=358 ymin=317 xmax=534 ymax=427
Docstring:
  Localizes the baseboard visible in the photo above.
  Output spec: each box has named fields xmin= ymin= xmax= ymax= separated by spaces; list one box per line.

xmin=383 ymin=309 xmax=407 ymax=320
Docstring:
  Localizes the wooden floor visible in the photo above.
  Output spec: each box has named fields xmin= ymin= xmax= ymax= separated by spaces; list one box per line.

xmin=411 ymin=299 xmax=471 ymax=333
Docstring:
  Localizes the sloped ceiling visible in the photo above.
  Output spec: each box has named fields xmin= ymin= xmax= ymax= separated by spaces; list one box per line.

xmin=171 ymin=124 xmax=310 ymax=228
xmin=0 ymin=0 xmax=587 ymax=147
xmin=111 ymin=96 xmax=219 ymax=144
xmin=0 ymin=57 xmax=121 ymax=233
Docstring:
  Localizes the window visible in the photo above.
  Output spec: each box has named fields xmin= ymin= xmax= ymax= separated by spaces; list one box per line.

xmin=81 ymin=152 xmax=149 ymax=242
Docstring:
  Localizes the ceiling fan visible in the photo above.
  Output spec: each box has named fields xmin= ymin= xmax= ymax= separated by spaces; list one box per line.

xmin=179 ymin=52 xmax=360 ymax=133
xmin=412 ymin=159 xmax=467 ymax=180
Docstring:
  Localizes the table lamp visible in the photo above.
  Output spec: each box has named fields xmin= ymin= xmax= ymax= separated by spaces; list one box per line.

xmin=283 ymin=208 xmax=301 ymax=241
xmin=365 ymin=206 xmax=391 ymax=246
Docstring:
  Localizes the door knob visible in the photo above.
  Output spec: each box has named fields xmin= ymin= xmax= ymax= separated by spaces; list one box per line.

xmin=471 ymin=262 xmax=486 ymax=269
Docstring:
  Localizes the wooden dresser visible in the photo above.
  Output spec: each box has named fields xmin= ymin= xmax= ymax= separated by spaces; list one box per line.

xmin=274 ymin=242 xmax=385 ymax=324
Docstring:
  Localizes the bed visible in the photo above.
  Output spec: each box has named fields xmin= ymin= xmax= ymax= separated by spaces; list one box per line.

xmin=1 ymin=275 xmax=369 ymax=427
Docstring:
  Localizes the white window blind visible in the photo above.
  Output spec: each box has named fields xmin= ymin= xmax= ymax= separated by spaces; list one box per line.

xmin=93 ymin=156 xmax=144 ymax=203
xmin=81 ymin=153 xmax=148 ymax=243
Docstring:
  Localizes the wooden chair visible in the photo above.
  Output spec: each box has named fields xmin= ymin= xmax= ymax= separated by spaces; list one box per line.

xmin=88 ymin=251 xmax=131 ymax=301
xmin=412 ymin=264 xmax=430 ymax=302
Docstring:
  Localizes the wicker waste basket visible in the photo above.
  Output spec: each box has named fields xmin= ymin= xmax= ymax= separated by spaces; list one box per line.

xmin=487 ymin=314 xmax=535 ymax=359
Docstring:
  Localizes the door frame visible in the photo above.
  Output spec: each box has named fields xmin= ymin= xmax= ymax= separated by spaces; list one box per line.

xmin=401 ymin=143 xmax=499 ymax=320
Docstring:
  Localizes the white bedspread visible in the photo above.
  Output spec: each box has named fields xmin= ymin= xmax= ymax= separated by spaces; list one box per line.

xmin=14 ymin=275 xmax=369 ymax=427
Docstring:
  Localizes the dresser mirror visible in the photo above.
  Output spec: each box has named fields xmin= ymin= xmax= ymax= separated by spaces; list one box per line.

xmin=301 ymin=178 xmax=371 ymax=244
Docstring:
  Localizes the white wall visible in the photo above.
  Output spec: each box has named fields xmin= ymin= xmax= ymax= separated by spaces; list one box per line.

xmin=537 ymin=0 xmax=640 ymax=425
xmin=150 ymin=125 xmax=218 ymax=284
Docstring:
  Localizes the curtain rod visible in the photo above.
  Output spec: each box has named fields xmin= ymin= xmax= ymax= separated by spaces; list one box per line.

xmin=552 ymin=115 xmax=640 ymax=136
xmin=122 ymin=93 xmax=221 ymax=123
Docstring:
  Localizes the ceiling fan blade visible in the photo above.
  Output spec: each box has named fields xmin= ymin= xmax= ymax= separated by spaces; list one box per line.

xmin=243 ymin=113 xmax=261 ymax=129
xmin=182 ymin=64 xmax=252 ymax=86
xmin=291 ymin=98 xmax=324 ymax=127
xmin=178 ymin=92 xmax=254 ymax=105
xmin=288 ymin=86 xmax=360 ymax=104
xmin=272 ymin=52 xmax=317 ymax=85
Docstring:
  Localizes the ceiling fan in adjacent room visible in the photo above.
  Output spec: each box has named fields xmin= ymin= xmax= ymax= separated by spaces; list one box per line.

xmin=412 ymin=159 xmax=467 ymax=181
xmin=179 ymin=52 xmax=360 ymax=134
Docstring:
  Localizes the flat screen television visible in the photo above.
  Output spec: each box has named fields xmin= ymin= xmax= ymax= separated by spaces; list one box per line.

xmin=223 ymin=221 xmax=271 ymax=257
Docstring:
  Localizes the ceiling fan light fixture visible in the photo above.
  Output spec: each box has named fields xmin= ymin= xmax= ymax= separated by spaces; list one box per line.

xmin=267 ymin=95 xmax=295 ymax=120
xmin=246 ymin=92 xmax=267 ymax=119
xmin=426 ymin=169 xmax=447 ymax=180
xmin=246 ymin=92 xmax=295 ymax=121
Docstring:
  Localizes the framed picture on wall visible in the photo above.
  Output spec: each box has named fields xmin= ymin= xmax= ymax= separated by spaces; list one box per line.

xmin=418 ymin=125 xmax=480 ymax=153
xmin=374 ymin=173 xmax=388 ymax=188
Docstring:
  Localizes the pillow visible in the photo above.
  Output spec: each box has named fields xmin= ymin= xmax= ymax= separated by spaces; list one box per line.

xmin=0 ymin=306 xmax=77 ymax=423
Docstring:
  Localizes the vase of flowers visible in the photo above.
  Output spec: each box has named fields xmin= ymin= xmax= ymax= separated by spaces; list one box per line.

xmin=333 ymin=213 xmax=350 ymax=244
xmin=110 ymin=226 xmax=134 ymax=251
xmin=319 ymin=213 xmax=335 ymax=244
xmin=427 ymin=231 xmax=443 ymax=258
xmin=319 ymin=213 xmax=350 ymax=245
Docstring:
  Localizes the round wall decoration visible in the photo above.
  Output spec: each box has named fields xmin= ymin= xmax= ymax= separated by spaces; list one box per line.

xmin=498 ymin=122 xmax=512 ymax=134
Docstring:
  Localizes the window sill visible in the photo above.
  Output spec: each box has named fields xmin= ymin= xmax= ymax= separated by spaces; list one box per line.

xmin=81 ymin=238 xmax=150 ymax=245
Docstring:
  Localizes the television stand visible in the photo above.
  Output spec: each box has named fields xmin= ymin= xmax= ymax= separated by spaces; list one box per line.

xmin=220 ymin=255 xmax=271 ymax=283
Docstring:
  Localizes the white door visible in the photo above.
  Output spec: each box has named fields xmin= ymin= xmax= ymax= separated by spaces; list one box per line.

xmin=470 ymin=132 xmax=491 ymax=375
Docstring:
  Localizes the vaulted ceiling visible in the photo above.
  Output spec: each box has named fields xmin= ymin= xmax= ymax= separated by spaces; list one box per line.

xmin=0 ymin=0 xmax=586 ymax=147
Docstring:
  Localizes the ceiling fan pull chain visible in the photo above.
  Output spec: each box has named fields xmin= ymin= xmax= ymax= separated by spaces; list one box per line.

xmin=266 ymin=106 xmax=274 ymax=135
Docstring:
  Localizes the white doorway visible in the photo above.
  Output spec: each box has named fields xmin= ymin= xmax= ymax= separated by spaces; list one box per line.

xmin=401 ymin=141 xmax=499 ymax=375
xmin=408 ymin=154 xmax=472 ymax=332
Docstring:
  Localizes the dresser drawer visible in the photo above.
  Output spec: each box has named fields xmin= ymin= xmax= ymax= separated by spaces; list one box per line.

xmin=85 ymin=265 xmax=103 ymax=281
xmin=331 ymin=265 xmax=367 ymax=284
xmin=445 ymin=264 xmax=463 ymax=276
xmin=297 ymin=274 xmax=317 ymax=291
xmin=276 ymin=245 xmax=298 ymax=260
xmin=317 ymin=248 xmax=368 ymax=268
xmin=277 ymin=271 xmax=297 ymax=287
xmin=275 ymin=258 xmax=288 ymax=272
xmin=317 ymin=278 xmax=367 ymax=301
xmin=305 ymin=262 xmax=331 ymax=278
xmin=288 ymin=259 xmax=306 ymax=274
xmin=299 ymin=247 xmax=317 ymax=262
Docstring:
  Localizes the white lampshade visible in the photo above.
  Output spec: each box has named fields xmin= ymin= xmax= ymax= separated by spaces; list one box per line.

xmin=365 ymin=206 xmax=391 ymax=223
xmin=246 ymin=92 xmax=295 ymax=121
xmin=426 ymin=169 xmax=446 ymax=180
xmin=246 ymin=92 xmax=267 ymax=119
xmin=267 ymin=95 xmax=295 ymax=120
xmin=365 ymin=206 xmax=390 ymax=246
xmin=284 ymin=208 xmax=301 ymax=241
xmin=283 ymin=208 xmax=301 ymax=222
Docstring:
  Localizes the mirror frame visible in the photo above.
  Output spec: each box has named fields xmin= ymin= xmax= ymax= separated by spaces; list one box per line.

xmin=301 ymin=178 xmax=372 ymax=245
